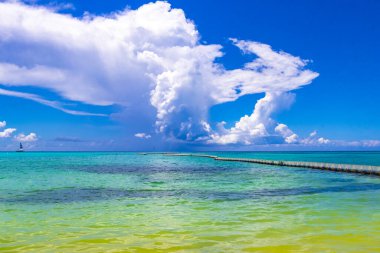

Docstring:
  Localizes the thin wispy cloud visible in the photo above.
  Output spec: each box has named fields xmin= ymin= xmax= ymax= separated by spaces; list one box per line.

xmin=53 ymin=137 xmax=86 ymax=142
xmin=0 ymin=88 xmax=106 ymax=116
xmin=135 ymin=133 xmax=152 ymax=139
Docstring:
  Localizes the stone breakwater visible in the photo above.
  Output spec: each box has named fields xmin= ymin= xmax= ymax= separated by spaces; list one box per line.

xmin=140 ymin=153 xmax=380 ymax=176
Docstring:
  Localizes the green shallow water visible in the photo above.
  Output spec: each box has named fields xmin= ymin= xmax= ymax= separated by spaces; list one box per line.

xmin=1 ymin=152 xmax=380 ymax=252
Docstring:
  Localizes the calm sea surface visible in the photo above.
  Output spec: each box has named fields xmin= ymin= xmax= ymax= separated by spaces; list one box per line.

xmin=1 ymin=152 xmax=380 ymax=252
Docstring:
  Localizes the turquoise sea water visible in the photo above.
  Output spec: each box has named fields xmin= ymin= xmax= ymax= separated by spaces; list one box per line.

xmin=1 ymin=152 xmax=380 ymax=252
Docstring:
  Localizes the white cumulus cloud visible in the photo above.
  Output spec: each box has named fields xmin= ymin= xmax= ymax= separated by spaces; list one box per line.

xmin=15 ymin=132 xmax=38 ymax=142
xmin=317 ymin=137 xmax=330 ymax=144
xmin=0 ymin=119 xmax=38 ymax=141
xmin=0 ymin=120 xmax=17 ymax=138
xmin=275 ymin=123 xmax=299 ymax=144
xmin=301 ymin=131 xmax=330 ymax=145
xmin=209 ymin=92 xmax=298 ymax=145
xmin=0 ymin=127 xmax=16 ymax=138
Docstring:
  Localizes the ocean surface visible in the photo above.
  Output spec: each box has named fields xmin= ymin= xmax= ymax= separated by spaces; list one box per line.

xmin=1 ymin=151 xmax=380 ymax=252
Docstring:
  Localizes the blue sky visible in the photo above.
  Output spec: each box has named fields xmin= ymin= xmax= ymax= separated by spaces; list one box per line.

xmin=0 ymin=0 xmax=379 ymax=151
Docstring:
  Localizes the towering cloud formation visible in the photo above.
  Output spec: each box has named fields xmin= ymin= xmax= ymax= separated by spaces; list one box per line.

xmin=210 ymin=92 xmax=298 ymax=145
xmin=0 ymin=1 xmax=319 ymax=145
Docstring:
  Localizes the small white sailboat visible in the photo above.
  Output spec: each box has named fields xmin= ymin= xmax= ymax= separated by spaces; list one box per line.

xmin=16 ymin=142 xmax=24 ymax=152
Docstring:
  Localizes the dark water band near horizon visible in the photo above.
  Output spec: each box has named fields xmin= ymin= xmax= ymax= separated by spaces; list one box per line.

xmin=1 ymin=151 xmax=380 ymax=252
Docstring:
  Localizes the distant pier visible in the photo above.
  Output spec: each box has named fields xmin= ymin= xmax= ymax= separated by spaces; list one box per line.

xmin=141 ymin=153 xmax=380 ymax=176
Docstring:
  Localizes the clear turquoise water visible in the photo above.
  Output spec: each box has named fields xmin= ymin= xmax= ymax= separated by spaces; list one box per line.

xmin=1 ymin=152 xmax=380 ymax=252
